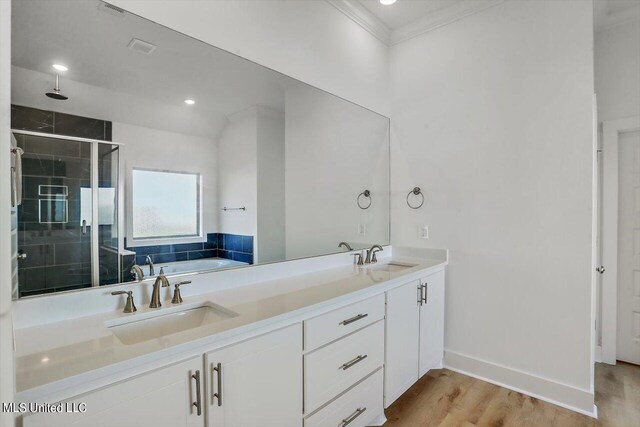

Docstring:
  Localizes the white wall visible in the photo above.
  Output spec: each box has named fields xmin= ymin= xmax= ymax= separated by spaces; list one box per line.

xmin=0 ymin=1 xmax=15 ymax=425
xmin=595 ymin=21 xmax=640 ymax=123
xmin=285 ymin=83 xmax=390 ymax=259
xmin=112 ymin=122 xmax=218 ymax=245
xmin=390 ymin=0 xmax=595 ymax=413
xmin=217 ymin=108 xmax=258 ymax=238
xmin=108 ymin=0 xmax=390 ymax=117
xmin=257 ymin=108 xmax=286 ymax=263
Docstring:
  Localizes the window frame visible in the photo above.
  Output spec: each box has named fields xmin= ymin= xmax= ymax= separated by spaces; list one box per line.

xmin=129 ymin=167 xmax=203 ymax=244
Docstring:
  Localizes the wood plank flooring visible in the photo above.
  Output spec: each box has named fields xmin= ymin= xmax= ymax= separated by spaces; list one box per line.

xmin=385 ymin=362 xmax=639 ymax=426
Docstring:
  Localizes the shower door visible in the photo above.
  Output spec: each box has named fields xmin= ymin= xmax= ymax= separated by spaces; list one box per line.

xmin=13 ymin=130 xmax=120 ymax=297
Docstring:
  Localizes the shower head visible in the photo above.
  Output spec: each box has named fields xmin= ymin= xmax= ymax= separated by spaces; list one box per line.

xmin=45 ymin=74 xmax=68 ymax=100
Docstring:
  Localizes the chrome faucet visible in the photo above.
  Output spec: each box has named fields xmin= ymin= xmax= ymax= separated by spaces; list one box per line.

xmin=365 ymin=245 xmax=383 ymax=264
xmin=145 ymin=255 xmax=155 ymax=276
xmin=149 ymin=274 xmax=170 ymax=308
xmin=130 ymin=265 xmax=144 ymax=282
xmin=338 ymin=241 xmax=354 ymax=251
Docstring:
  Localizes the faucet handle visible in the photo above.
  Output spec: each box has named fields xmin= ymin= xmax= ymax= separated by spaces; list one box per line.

xmin=111 ymin=290 xmax=137 ymax=313
xmin=353 ymin=253 xmax=364 ymax=266
xmin=171 ymin=281 xmax=192 ymax=304
xmin=159 ymin=265 xmax=169 ymax=275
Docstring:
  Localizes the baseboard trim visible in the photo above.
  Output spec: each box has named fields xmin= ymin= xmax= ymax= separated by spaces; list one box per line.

xmin=444 ymin=350 xmax=597 ymax=418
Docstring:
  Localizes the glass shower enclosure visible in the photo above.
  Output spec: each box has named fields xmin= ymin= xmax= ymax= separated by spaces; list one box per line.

xmin=12 ymin=130 xmax=121 ymax=297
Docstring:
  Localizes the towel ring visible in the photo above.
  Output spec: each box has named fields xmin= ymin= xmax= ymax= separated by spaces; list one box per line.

xmin=406 ymin=187 xmax=424 ymax=209
xmin=357 ymin=190 xmax=372 ymax=210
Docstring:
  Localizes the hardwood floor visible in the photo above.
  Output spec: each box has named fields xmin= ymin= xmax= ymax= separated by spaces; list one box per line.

xmin=385 ymin=362 xmax=639 ymax=426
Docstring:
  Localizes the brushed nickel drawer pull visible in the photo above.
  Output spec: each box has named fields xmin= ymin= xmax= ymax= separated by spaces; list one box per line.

xmin=340 ymin=354 xmax=368 ymax=370
xmin=191 ymin=370 xmax=202 ymax=416
xmin=341 ymin=407 xmax=367 ymax=427
xmin=339 ymin=313 xmax=368 ymax=326
xmin=212 ymin=362 xmax=223 ymax=406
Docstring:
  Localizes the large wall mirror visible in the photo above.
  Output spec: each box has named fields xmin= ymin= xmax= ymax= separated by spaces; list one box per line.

xmin=10 ymin=0 xmax=390 ymax=299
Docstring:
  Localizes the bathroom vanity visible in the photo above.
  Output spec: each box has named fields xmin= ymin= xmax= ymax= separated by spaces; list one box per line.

xmin=16 ymin=248 xmax=447 ymax=427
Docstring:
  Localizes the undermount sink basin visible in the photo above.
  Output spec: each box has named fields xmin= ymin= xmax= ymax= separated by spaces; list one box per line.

xmin=106 ymin=303 xmax=238 ymax=345
xmin=370 ymin=262 xmax=416 ymax=273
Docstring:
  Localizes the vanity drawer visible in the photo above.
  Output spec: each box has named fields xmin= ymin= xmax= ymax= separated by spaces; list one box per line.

xmin=304 ymin=368 xmax=383 ymax=427
xmin=304 ymin=294 xmax=384 ymax=350
xmin=304 ymin=320 xmax=384 ymax=413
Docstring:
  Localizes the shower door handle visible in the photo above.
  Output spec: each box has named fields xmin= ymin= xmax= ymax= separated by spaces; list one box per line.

xmin=82 ymin=219 xmax=87 ymax=235
xmin=10 ymin=147 xmax=24 ymax=207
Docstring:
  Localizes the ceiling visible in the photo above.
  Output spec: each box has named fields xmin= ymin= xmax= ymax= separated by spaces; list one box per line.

xmin=357 ymin=0 xmax=466 ymax=30
xmin=11 ymin=0 xmax=295 ymax=139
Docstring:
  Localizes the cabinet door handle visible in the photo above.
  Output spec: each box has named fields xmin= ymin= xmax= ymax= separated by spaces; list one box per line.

xmin=422 ymin=283 xmax=428 ymax=304
xmin=212 ymin=362 xmax=223 ymax=406
xmin=417 ymin=283 xmax=423 ymax=305
xmin=191 ymin=370 xmax=202 ymax=416
xmin=341 ymin=407 xmax=367 ymax=427
xmin=340 ymin=354 xmax=368 ymax=370
xmin=339 ymin=313 xmax=368 ymax=326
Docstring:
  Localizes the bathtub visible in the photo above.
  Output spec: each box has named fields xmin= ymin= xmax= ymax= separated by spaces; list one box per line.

xmin=141 ymin=257 xmax=247 ymax=276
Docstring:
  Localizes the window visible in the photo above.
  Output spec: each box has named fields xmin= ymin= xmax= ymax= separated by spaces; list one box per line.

xmin=132 ymin=169 xmax=201 ymax=240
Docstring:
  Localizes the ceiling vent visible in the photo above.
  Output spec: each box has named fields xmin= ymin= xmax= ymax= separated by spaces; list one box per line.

xmin=98 ymin=2 xmax=125 ymax=16
xmin=127 ymin=38 xmax=157 ymax=55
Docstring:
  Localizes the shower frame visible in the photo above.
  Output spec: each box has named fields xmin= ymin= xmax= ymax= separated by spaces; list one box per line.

xmin=12 ymin=129 xmax=125 ymax=289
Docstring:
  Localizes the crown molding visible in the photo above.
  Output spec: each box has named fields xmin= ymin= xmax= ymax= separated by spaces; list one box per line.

xmin=327 ymin=0 xmax=391 ymax=45
xmin=327 ymin=0 xmax=504 ymax=47
xmin=390 ymin=0 xmax=504 ymax=45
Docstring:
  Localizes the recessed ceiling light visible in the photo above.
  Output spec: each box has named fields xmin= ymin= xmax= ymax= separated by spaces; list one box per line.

xmin=380 ymin=0 xmax=397 ymax=5
xmin=184 ymin=99 xmax=195 ymax=105
xmin=52 ymin=64 xmax=68 ymax=72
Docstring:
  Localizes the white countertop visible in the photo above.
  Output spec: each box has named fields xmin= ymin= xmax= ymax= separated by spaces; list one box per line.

xmin=14 ymin=250 xmax=447 ymax=401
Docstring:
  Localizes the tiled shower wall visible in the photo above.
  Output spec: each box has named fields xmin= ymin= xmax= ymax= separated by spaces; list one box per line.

xmin=12 ymin=104 xmax=115 ymax=296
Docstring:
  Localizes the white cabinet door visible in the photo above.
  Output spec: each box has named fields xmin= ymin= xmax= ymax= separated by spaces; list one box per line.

xmin=419 ymin=270 xmax=446 ymax=377
xmin=384 ymin=280 xmax=420 ymax=408
xmin=23 ymin=357 xmax=204 ymax=427
xmin=205 ymin=324 xmax=302 ymax=427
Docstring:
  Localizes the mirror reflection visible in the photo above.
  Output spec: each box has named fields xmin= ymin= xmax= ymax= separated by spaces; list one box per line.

xmin=10 ymin=0 xmax=390 ymax=298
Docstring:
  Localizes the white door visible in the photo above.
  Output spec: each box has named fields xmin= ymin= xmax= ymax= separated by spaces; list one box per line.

xmin=384 ymin=280 xmax=420 ymax=407
xmin=205 ymin=324 xmax=302 ymax=427
xmin=617 ymin=130 xmax=640 ymax=365
xmin=24 ymin=357 xmax=204 ymax=427
xmin=419 ymin=270 xmax=445 ymax=377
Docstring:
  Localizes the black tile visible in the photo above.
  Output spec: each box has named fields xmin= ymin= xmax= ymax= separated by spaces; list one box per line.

xmin=171 ymin=242 xmax=203 ymax=252
xmin=53 ymin=111 xmax=106 ymax=140
xmin=129 ymin=245 xmax=171 ymax=256
xmin=22 ymin=153 xmax=55 ymax=176
xmin=205 ymin=233 xmax=218 ymax=250
xmin=23 ymin=134 xmax=81 ymax=158
xmin=18 ymin=267 xmax=47 ymax=292
xmin=45 ymin=263 xmax=91 ymax=288
xmin=242 ymin=236 xmax=254 ymax=254
xmin=53 ymin=156 xmax=90 ymax=180
xmin=223 ymin=234 xmax=243 ymax=252
xmin=18 ymin=199 xmax=39 ymax=222
xmin=104 ymin=122 xmax=112 ymax=141
xmin=17 ymin=244 xmax=54 ymax=269
xmin=21 ymin=223 xmax=83 ymax=245
xmin=11 ymin=105 xmax=54 ymax=133
xmin=55 ymin=241 xmax=91 ymax=265
xmin=188 ymin=250 xmax=217 ymax=260
xmin=217 ymin=233 xmax=224 ymax=248
xmin=232 ymin=252 xmax=253 ymax=264
xmin=218 ymin=250 xmax=231 ymax=260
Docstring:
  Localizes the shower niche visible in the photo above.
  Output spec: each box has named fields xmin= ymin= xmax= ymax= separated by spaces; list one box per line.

xmin=12 ymin=106 xmax=122 ymax=297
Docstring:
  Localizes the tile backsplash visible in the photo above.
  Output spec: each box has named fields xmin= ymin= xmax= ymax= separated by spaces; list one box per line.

xmin=125 ymin=233 xmax=254 ymax=274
